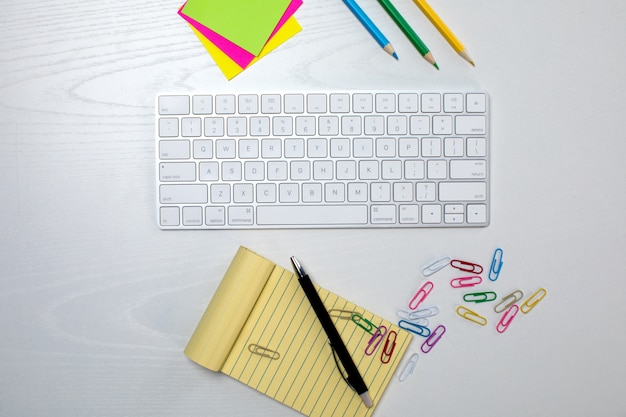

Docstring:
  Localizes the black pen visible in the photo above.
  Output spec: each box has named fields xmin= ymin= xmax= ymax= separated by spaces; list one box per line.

xmin=290 ymin=256 xmax=373 ymax=408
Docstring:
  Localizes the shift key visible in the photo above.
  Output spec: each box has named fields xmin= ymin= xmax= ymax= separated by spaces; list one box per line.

xmin=160 ymin=184 xmax=208 ymax=204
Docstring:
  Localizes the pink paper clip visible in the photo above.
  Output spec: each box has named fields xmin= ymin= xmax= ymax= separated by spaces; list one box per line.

xmin=408 ymin=281 xmax=434 ymax=310
xmin=450 ymin=259 xmax=483 ymax=274
xmin=450 ymin=275 xmax=483 ymax=288
xmin=365 ymin=326 xmax=387 ymax=355
xmin=496 ymin=304 xmax=519 ymax=333
xmin=421 ymin=324 xmax=446 ymax=353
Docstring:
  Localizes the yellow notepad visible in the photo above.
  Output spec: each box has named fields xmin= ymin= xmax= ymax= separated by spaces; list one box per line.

xmin=185 ymin=247 xmax=412 ymax=417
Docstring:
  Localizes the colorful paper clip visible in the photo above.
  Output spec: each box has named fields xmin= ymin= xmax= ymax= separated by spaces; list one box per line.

xmin=329 ymin=309 xmax=354 ymax=320
xmin=397 ymin=306 xmax=439 ymax=321
xmin=381 ymin=330 xmax=397 ymax=364
xmin=463 ymin=291 xmax=497 ymax=303
xmin=456 ymin=305 xmax=488 ymax=326
xmin=395 ymin=309 xmax=429 ymax=326
xmin=398 ymin=353 xmax=419 ymax=381
xmin=421 ymin=256 xmax=450 ymax=277
xmin=351 ymin=313 xmax=376 ymax=334
xmin=521 ymin=288 xmax=547 ymax=314
xmin=489 ymin=248 xmax=503 ymax=281
xmin=496 ymin=304 xmax=519 ymax=333
xmin=494 ymin=290 xmax=524 ymax=313
xmin=248 ymin=344 xmax=280 ymax=360
xmin=408 ymin=281 xmax=434 ymax=310
xmin=421 ymin=324 xmax=445 ymax=353
xmin=450 ymin=275 xmax=483 ymax=288
xmin=365 ymin=326 xmax=387 ymax=356
xmin=399 ymin=320 xmax=431 ymax=337
xmin=450 ymin=259 xmax=483 ymax=274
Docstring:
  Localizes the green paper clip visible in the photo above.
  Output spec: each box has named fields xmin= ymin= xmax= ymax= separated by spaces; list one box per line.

xmin=352 ymin=313 xmax=376 ymax=334
xmin=463 ymin=291 xmax=497 ymax=303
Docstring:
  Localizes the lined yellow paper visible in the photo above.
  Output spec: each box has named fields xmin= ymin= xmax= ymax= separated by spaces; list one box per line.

xmin=185 ymin=247 xmax=412 ymax=417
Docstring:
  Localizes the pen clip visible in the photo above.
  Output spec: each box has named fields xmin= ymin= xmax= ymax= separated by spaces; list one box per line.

xmin=330 ymin=342 xmax=355 ymax=391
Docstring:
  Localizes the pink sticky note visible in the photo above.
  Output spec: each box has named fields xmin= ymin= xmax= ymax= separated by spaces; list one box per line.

xmin=178 ymin=0 xmax=302 ymax=69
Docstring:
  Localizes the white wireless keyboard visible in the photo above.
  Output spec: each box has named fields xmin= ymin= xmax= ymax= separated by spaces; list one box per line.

xmin=156 ymin=91 xmax=489 ymax=229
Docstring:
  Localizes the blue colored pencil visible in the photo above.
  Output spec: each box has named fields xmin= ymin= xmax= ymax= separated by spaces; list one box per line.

xmin=342 ymin=0 xmax=398 ymax=59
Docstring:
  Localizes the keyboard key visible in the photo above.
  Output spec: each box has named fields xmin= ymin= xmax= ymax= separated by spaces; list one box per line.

xmin=284 ymin=94 xmax=304 ymax=113
xmin=159 ymin=95 xmax=189 ymax=115
xmin=456 ymin=115 xmax=486 ymax=135
xmin=159 ymin=118 xmax=179 ymax=137
xmin=307 ymin=94 xmax=327 ymax=113
xmin=229 ymin=206 xmax=254 ymax=225
xmin=159 ymin=162 xmax=196 ymax=182
xmin=159 ymin=140 xmax=189 ymax=159
xmin=182 ymin=206 xmax=203 ymax=226
xmin=238 ymin=94 xmax=258 ymax=114
xmin=160 ymin=184 xmax=207 ymax=204
xmin=160 ymin=206 xmax=180 ymax=226
xmin=256 ymin=205 xmax=368 ymax=225
xmin=371 ymin=205 xmax=396 ymax=223
xmin=467 ymin=204 xmax=488 ymax=223
xmin=439 ymin=182 xmax=487 ymax=201
xmin=450 ymin=160 xmax=487 ymax=179
xmin=466 ymin=93 xmax=486 ymax=112
xmin=192 ymin=95 xmax=212 ymax=114
xmin=215 ymin=95 xmax=236 ymax=114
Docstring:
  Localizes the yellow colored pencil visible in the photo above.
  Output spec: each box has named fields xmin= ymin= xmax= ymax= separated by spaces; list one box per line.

xmin=411 ymin=0 xmax=474 ymax=66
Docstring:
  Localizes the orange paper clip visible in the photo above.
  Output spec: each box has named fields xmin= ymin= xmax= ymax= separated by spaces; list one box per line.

xmin=409 ymin=281 xmax=434 ymax=310
xmin=521 ymin=288 xmax=547 ymax=314
xmin=496 ymin=304 xmax=519 ymax=333
xmin=450 ymin=259 xmax=483 ymax=274
xmin=450 ymin=275 xmax=483 ymax=288
xmin=381 ymin=330 xmax=397 ymax=363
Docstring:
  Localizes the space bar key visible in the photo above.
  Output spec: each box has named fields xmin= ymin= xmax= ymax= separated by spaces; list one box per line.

xmin=257 ymin=205 xmax=368 ymax=226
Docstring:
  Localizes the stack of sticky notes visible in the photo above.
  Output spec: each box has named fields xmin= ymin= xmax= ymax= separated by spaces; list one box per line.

xmin=179 ymin=0 xmax=303 ymax=80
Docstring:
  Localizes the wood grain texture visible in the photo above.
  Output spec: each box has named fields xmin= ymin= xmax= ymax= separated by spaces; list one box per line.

xmin=1 ymin=0 xmax=626 ymax=416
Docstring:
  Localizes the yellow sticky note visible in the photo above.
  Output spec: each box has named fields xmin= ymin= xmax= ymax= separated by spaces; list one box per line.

xmin=190 ymin=16 xmax=302 ymax=80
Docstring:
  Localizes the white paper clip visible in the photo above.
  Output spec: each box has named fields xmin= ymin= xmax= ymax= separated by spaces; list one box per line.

xmin=398 ymin=353 xmax=419 ymax=381
xmin=421 ymin=257 xmax=450 ymax=277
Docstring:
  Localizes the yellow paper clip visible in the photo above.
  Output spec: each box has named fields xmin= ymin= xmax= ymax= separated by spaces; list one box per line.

xmin=456 ymin=305 xmax=487 ymax=326
xmin=248 ymin=344 xmax=280 ymax=360
xmin=520 ymin=288 xmax=547 ymax=314
xmin=494 ymin=290 xmax=524 ymax=313
xmin=398 ymin=352 xmax=419 ymax=381
xmin=365 ymin=325 xmax=387 ymax=356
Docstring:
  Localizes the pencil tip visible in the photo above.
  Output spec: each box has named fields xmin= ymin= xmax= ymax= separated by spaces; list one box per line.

xmin=393 ymin=52 xmax=399 ymax=60
xmin=434 ymin=62 xmax=439 ymax=70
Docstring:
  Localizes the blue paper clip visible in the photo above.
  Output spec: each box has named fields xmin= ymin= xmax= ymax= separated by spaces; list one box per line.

xmin=399 ymin=320 xmax=431 ymax=337
xmin=421 ymin=256 xmax=450 ymax=277
xmin=421 ymin=324 xmax=445 ymax=353
xmin=398 ymin=352 xmax=419 ymax=381
xmin=365 ymin=326 xmax=387 ymax=356
xmin=489 ymin=248 xmax=504 ymax=281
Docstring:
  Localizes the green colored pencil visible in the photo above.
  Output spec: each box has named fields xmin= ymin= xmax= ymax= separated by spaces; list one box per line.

xmin=376 ymin=0 xmax=439 ymax=69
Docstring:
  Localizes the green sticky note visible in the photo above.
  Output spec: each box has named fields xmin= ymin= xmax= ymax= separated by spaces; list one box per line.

xmin=181 ymin=0 xmax=293 ymax=56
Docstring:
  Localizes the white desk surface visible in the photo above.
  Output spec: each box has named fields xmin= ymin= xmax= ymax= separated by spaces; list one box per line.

xmin=1 ymin=0 xmax=625 ymax=416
